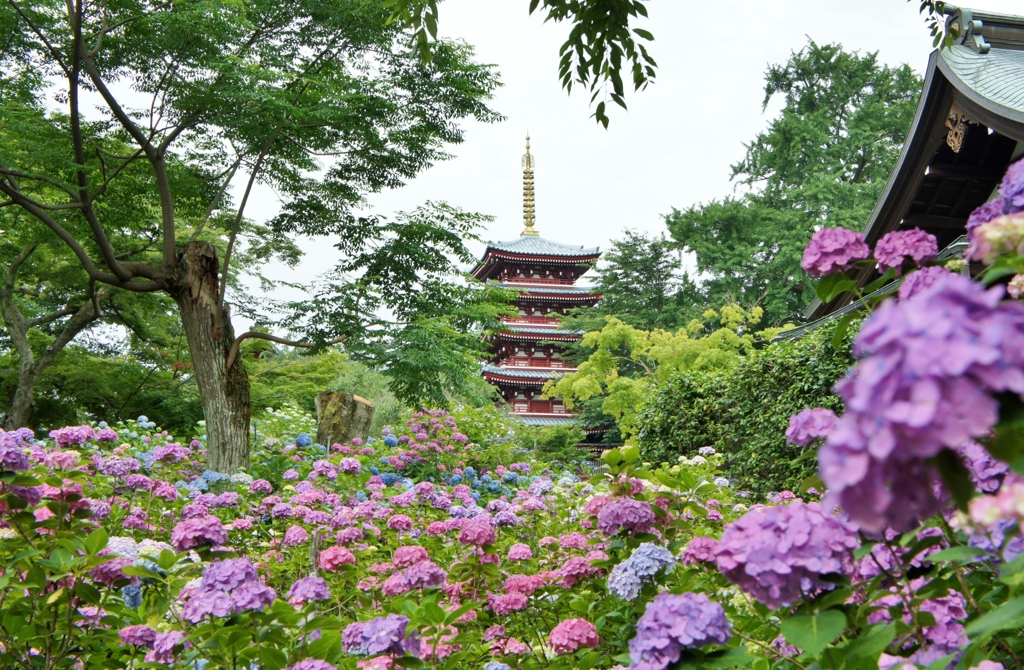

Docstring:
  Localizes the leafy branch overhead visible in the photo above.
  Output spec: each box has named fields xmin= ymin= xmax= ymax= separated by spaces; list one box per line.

xmin=386 ymin=0 xmax=656 ymax=127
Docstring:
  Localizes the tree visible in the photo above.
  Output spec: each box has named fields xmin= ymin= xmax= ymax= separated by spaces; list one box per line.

xmin=544 ymin=309 xmax=767 ymax=438
xmin=561 ymin=230 xmax=701 ymax=334
xmin=665 ymin=40 xmax=920 ymax=325
xmin=0 ymin=0 xmax=501 ymax=471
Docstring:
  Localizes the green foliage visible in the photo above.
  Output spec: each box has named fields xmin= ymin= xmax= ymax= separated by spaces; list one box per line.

xmin=637 ymin=320 xmax=856 ymax=497
xmin=523 ymin=424 xmax=590 ymax=468
xmin=666 ymin=40 xmax=921 ymax=325
xmin=561 ymin=230 xmax=702 ymax=334
xmin=547 ymin=310 xmax=768 ymax=438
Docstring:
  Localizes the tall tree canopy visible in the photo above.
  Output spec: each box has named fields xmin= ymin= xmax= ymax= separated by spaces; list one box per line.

xmin=665 ymin=40 xmax=921 ymax=325
xmin=0 ymin=0 xmax=502 ymax=470
xmin=561 ymin=230 xmax=700 ymax=334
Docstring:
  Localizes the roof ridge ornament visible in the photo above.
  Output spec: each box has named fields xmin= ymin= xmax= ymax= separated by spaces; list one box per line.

xmin=521 ymin=134 xmax=539 ymax=237
xmin=946 ymin=8 xmax=990 ymax=54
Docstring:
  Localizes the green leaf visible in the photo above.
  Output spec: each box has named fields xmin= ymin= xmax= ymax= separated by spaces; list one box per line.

xmin=83 ymin=528 xmax=108 ymax=556
xmin=698 ymin=647 xmax=754 ymax=668
xmin=928 ymin=546 xmax=986 ymax=563
xmin=780 ymin=609 xmax=846 ymax=657
xmin=838 ymin=623 xmax=896 ymax=660
xmin=815 ymin=274 xmax=858 ymax=303
xmin=831 ymin=312 xmax=857 ymax=350
xmin=965 ymin=596 xmax=1024 ymax=639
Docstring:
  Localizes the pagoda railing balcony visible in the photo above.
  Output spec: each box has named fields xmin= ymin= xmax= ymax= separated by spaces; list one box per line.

xmin=511 ymin=400 xmax=569 ymax=415
xmin=501 ymin=276 xmax=574 ymax=286
xmin=502 ymin=316 xmax=560 ymax=327
xmin=499 ymin=357 xmax=573 ymax=370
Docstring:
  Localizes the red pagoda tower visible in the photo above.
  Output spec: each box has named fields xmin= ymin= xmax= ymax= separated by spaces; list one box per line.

xmin=470 ymin=137 xmax=601 ymax=428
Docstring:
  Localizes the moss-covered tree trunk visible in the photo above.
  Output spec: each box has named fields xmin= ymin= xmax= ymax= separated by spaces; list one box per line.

xmin=315 ymin=391 xmax=375 ymax=447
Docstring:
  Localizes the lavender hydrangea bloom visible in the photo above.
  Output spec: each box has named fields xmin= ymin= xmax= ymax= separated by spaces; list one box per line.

xmin=283 ymin=661 xmax=338 ymax=670
xmin=897 ymin=266 xmax=953 ymax=301
xmin=999 ymin=157 xmax=1024 ymax=211
xmin=967 ymin=198 xmax=1008 ymax=234
xmin=801 ymin=227 xmax=870 ymax=278
xmin=628 ymin=593 xmax=731 ymax=670
xmin=959 ymin=441 xmax=1008 ymax=493
xmin=785 ymin=408 xmax=838 ymax=447
xmin=820 ymin=274 xmax=1024 ymax=532
xmin=201 ymin=558 xmax=258 ymax=591
xmin=597 ymin=499 xmax=655 ymax=536
xmin=0 ymin=431 xmax=29 ymax=472
xmin=182 ymin=558 xmax=276 ymax=622
xmin=607 ymin=562 xmax=643 ymax=600
xmin=873 ymin=228 xmax=938 ymax=274
xmin=288 ymin=576 xmax=331 ymax=605
xmin=715 ymin=501 xmax=859 ymax=609
xmin=170 ymin=515 xmax=227 ymax=551
xmin=343 ymin=614 xmax=419 ymax=657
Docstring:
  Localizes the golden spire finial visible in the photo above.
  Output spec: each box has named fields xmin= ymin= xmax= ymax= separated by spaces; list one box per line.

xmin=521 ymin=134 xmax=538 ymax=236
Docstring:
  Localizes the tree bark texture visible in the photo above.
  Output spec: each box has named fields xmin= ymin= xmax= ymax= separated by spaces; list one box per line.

xmin=315 ymin=391 xmax=375 ymax=447
xmin=1 ymin=245 xmax=106 ymax=429
xmin=169 ymin=242 xmax=251 ymax=473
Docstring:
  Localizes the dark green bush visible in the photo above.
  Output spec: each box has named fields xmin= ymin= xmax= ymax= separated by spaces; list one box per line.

xmin=636 ymin=320 xmax=856 ymax=497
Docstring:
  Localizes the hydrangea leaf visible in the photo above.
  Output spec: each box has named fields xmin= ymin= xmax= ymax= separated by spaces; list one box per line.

xmin=965 ymin=596 xmax=1024 ymax=639
xmin=780 ymin=609 xmax=846 ymax=657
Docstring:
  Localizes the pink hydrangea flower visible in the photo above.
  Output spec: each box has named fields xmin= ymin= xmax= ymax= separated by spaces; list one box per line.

xmin=548 ymin=618 xmax=599 ymax=655
xmin=874 ymin=228 xmax=938 ymax=274
xmin=319 ymin=546 xmax=357 ymax=572
xmin=508 ymin=543 xmax=533 ymax=561
xmin=801 ymin=227 xmax=870 ymax=278
xmin=457 ymin=523 xmax=496 ymax=546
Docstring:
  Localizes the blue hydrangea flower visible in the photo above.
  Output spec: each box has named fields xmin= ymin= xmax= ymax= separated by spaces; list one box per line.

xmin=137 ymin=415 xmax=149 ymax=424
xmin=175 ymin=480 xmax=187 ymax=489
xmin=380 ymin=473 xmax=401 ymax=487
xmin=187 ymin=478 xmax=209 ymax=492
xmin=380 ymin=457 xmax=390 ymax=465
xmin=448 ymin=474 xmax=463 ymax=485
xmin=313 ymin=443 xmax=327 ymax=453
xmin=463 ymin=467 xmax=476 ymax=479
xmin=295 ymin=433 xmax=313 ymax=447
xmin=608 ymin=562 xmax=643 ymax=600
xmin=370 ymin=466 xmax=380 ymax=475
xmin=229 ymin=473 xmax=254 ymax=485
xmin=629 ymin=543 xmax=676 ymax=578
xmin=502 ymin=473 xmax=518 ymax=485
xmin=470 ymin=492 xmax=481 ymax=501
xmin=384 ymin=435 xmax=399 ymax=447
xmin=481 ymin=474 xmax=492 ymax=483
xmin=98 ymin=421 xmax=108 ymax=429
xmin=201 ymin=470 xmax=230 ymax=484
xmin=487 ymin=482 xmax=500 ymax=493
xmin=129 ymin=432 xmax=138 ymax=439
xmin=484 ymin=662 xmax=512 ymax=670
xmin=356 ymin=491 xmax=367 ymax=502
xmin=136 ymin=451 xmax=156 ymax=470
xmin=121 ymin=584 xmax=142 ymax=609
xmin=401 ymin=478 xmax=414 ymax=490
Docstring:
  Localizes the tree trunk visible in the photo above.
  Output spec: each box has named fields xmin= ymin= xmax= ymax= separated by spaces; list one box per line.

xmin=169 ymin=242 xmax=251 ymax=473
xmin=315 ymin=391 xmax=375 ymax=447
xmin=1 ymin=244 xmax=106 ymax=429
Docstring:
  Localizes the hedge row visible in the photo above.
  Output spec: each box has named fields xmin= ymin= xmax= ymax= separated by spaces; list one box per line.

xmin=635 ymin=321 xmax=856 ymax=498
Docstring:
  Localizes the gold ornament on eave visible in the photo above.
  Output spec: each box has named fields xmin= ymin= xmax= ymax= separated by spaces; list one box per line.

xmin=521 ymin=135 xmax=538 ymax=236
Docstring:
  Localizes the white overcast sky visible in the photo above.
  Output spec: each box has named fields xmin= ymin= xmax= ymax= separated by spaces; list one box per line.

xmin=237 ymin=0 xmax=1021 ymax=325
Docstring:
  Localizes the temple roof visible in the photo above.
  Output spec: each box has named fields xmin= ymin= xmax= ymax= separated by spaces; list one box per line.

xmin=496 ymin=326 xmax=583 ymax=337
xmin=485 ymin=236 xmax=600 ymax=258
xmin=481 ymin=365 xmax=561 ymax=380
xmin=518 ymin=416 xmax=578 ymax=427
xmin=804 ymin=7 xmax=1024 ymax=321
xmin=496 ymin=283 xmax=598 ymax=295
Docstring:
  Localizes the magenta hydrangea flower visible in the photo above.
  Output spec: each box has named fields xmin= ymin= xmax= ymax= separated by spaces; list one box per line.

xmin=48 ymin=425 xmax=96 ymax=448
xmin=715 ymin=501 xmax=859 ymax=609
xmin=249 ymin=479 xmax=273 ymax=494
xmin=170 ymin=515 xmax=228 ymax=551
xmin=401 ymin=561 xmax=447 ymax=590
xmin=596 ymin=499 xmax=655 ymax=536
xmin=785 ymin=408 xmax=838 ymax=447
xmin=820 ymin=274 xmax=1024 ymax=532
xmin=873 ymin=228 xmax=938 ymax=274
xmin=457 ymin=523 xmax=496 ymax=546
xmin=801 ymin=227 xmax=871 ymax=278
xmin=680 ymin=536 xmax=719 ymax=566
xmin=387 ymin=514 xmax=413 ymax=531
xmin=549 ymin=618 xmax=599 ymax=655
xmin=628 ymin=592 xmax=731 ymax=670
xmin=489 ymin=591 xmax=528 ymax=615
xmin=508 ymin=543 xmax=533 ymax=561
xmin=118 ymin=624 xmax=157 ymax=648
xmin=288 ymin=576 xmax=331 ymax=605
xmin=897 ymin=265 xmax=953 ymax=301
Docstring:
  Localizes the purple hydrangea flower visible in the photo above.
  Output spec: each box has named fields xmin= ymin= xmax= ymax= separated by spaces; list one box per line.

xmin=342 ymin=614 xmax=419 ymax=657
xmin=284 ymin=661 xmax=338 ymax=670
xmin=607 ymin=542 xmax=677 ymax=600
xmin=118 ymin=624 xmax=157 ymax=648
xmin=959 ymin=441 xmax=1008 ymax=493
xmin=288 ymin=576 xmax=331 ymax=605
xmin=801 ymin=227 xmax=871 ymax=278
xmin=715 ymin=501 xmax=859 ymax=609
xmin=967 ymin=198 xmax=1008 ymax=235
xmin=628 ymin=593 xmax=731 ymax=670
xmin=681 ymin=536 xmax=719 ymax=566
xmin=873 ymin=228 xmax=938 ymax=274
xmin=608 ymin=561 xmax=643 ymax=600
xmin=597 ymin=499 xmax=655 ymax=536
xmin=999 ymin=157 xmax=1024 ymax=212
xmin=820 ymin=274 xmax=1024 ymax=532
xmin=170 ymin=515 xmax=227 ymax=551
xmin=785 ymin=408 xmax=838 ymax=447
xmin=144 ymin=631 xmax=186 ymax=664
xmin=182 ymin=558 xmax=276 ymax=622
xmin=0 ymin=431 xmax=29 ymax=472
xmin=201 ymin=558 xmax=257 ymax=592
xmin=897 ymin=265 xmax=954 ymax=301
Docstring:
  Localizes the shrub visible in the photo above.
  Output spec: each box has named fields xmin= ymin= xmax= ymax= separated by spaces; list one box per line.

xmin=637 ymin=320 xmax=854 ymax=496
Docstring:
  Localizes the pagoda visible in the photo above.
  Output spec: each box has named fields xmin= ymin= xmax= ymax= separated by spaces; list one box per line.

xmin=470 ymin=137 xmax=602 ymax=427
